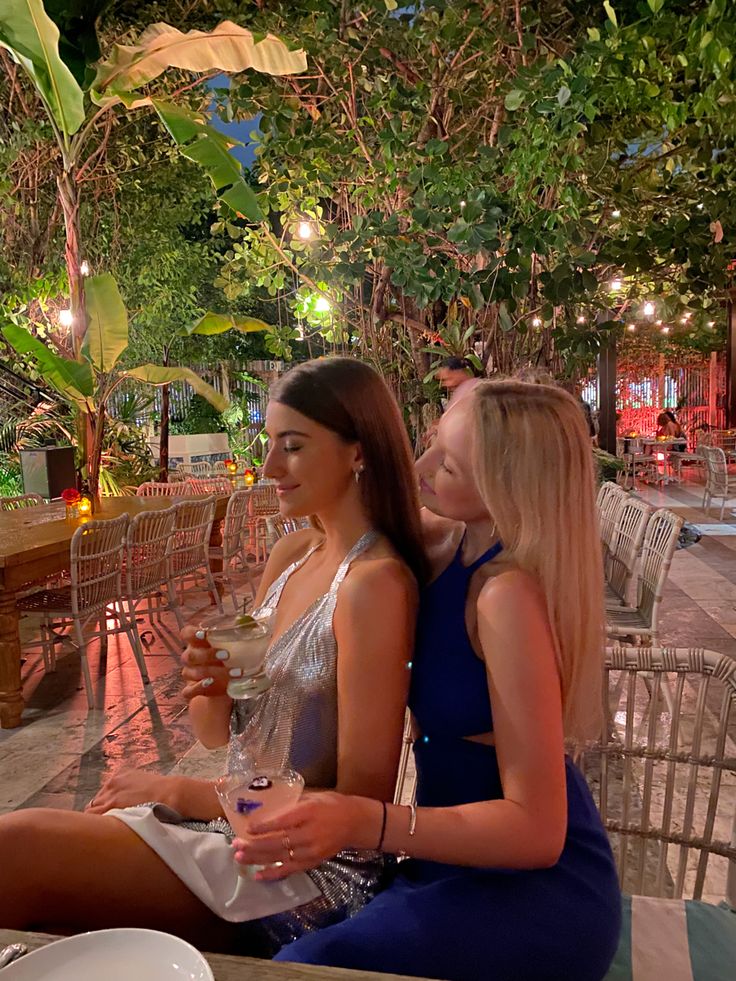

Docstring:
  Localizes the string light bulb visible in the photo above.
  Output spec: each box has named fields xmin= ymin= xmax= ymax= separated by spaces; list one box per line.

xmin=612 ymin=210 xmax=621 ymax=218
xmin=661 ymin=326 xmax=670 ymax=334
xmin=626 ymin=324 xmax=636 ymax=331
xmin=576 ymin=315 xmax=586 ymax=324
xmin=80 ymin=260 xmax=90 ymax=276
xmin=297 ymin=221 xmax=313 ymax=240
xmin=643 ymin=302 xmax=655 ymax=317
xmin=59 ymin=309 xmax=73 ymax=327
xmin=609 ymin=279 xmax=622 ymax=292
xmin=314 ymin=296 xmax=331 ymax=313
xmin=532 ymin=316 xmax=542 ymax=326
xmin=707 ymin=321 xmax=715 ymax=327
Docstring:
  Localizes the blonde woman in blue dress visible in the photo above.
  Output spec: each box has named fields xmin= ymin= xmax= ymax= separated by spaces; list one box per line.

xmin=239 ymin=380 xmax=621 ymax=980
xmin=0 ymin=359 xmax=425 ymax=955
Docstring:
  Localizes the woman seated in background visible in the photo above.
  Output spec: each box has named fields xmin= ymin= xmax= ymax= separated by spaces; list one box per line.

xmin=0 ymin=358 xmax=424 ymax=956
xmin=657 ymin=410 xmax=687 ymax=451
xmin=238 ymin=380 xmax=621 ymax=981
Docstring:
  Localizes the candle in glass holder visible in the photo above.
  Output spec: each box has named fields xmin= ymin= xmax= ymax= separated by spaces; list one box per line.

xmin=78 ymin=495 xmax=92 ymax=516
xmin=226 ymin=460 xmax=238 ymax=475
xmin=243 ymin=469 xmax=255 ymax=487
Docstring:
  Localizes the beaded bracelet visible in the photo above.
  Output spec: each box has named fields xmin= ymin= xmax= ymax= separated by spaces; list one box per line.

xmin=376 ymin=801 xmax=388 ymax=850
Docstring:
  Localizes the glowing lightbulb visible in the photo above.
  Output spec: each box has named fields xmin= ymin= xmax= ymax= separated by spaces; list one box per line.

xmin=643 ymin=302 xmax=655 ymax=317
xmin=80 ymin=260 xmax=90 ymax=276
xmin=59 ymin=309 xmax=73 ymax=327
xmin=627 ymin=324 xmax=636 ymax=331
xmin=609 ymin=279 xmax=622 ymax=292
xmin=576 ymin=315 xmax=586 ymax=324
xmin=297 ymin=221 xmax=313 ymax=240
xmin=655 ymin=320 xmax=662 ymax=325
xmin=697 ymin=203 xmax=704 ymax=210
xmin=707 ymin=321 xmax=715 ymax=327
xmin=661 ymin=326 xmax=670 ymax=334
xmin=314 ymin=296 xmax=331 ymax=313
xmin=531 ymin=317 xmax=542 ymax=326
xmin=612 ymin=210 xmax=621 ymax=218
xmin=459 ymin=200 xmax=466 ymax=207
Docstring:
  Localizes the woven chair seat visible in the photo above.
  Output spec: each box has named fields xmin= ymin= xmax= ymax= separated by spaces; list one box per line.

xmin=604 ymin=582 xmax=625 ymax=607
xmin=17 ymin=586 xmax=76 ymax=616
xmin=606 ymin=606 xmax=651 ymax=633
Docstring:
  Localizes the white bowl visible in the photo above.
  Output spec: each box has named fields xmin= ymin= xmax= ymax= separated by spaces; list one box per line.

xmin=2 ymin=929 xmax=214 ymax=981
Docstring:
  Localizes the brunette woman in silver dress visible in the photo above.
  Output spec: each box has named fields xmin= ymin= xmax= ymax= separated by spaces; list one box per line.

xmin=0 ymin=359 xmax=426 ymax=955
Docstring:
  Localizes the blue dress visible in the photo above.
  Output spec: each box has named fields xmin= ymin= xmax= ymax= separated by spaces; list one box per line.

xmin=274 ymin=541 xmax=622 ymax=980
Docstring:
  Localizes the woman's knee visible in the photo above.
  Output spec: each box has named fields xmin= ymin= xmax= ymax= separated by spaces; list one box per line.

xmin=0 ymin=809 xmax=55 ymax=926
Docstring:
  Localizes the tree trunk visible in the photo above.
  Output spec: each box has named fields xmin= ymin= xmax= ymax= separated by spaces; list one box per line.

xmin=87 ymin=404 xmax=105 ymax=500
xmin=56 ymin=169 xmax=86 ymax=355
xmin=159 ymin=383 xmax=170 ymax=482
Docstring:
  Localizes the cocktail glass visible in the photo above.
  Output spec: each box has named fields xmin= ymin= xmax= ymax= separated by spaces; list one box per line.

xmin=215 ymin=767 xmax=305 ymax=887
xmin=199 ymin=610 xmax=272 ymax=699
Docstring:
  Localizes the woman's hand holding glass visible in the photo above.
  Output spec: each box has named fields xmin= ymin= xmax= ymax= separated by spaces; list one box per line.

xmin=180 ymin=624 xmax=231 ymax=701
xmin=231 ymin=792 xmax=378 ymax=880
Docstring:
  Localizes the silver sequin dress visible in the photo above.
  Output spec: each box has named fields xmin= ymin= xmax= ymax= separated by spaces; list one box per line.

xmin=109 ymin=530 xmax=391 ymax=957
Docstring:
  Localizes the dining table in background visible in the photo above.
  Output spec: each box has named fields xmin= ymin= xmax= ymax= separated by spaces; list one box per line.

xmin=0 ymin=494 xmax=229 ymax=729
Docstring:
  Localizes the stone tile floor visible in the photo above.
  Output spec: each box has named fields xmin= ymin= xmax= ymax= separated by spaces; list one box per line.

xmin=1 ymin=475 xmax=734 ymax=902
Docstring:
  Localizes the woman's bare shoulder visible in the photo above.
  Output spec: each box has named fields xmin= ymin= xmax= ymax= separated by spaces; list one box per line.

xmin=259 ymin=527 xmax=324 ymax=592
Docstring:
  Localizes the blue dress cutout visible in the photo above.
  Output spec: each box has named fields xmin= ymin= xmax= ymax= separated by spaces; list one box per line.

xmin=274 ymin=540 xmax=622 ymax=980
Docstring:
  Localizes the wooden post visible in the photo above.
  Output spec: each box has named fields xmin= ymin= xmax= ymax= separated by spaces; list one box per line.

xmin=597 ymin=317 xmax=618 ymax=454
xmin=709 ymin=351 xmax=718 ymax=428
xmin=727 ymin=290 xmax=736 ymax=428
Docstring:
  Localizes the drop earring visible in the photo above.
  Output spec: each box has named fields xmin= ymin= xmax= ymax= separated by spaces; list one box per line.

xmin=354 ymin=466 xmax=365 ymax=484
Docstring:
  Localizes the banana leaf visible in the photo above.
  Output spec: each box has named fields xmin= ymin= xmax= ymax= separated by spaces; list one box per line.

xmin=82 ymin=272 xmax=129 ymax=373
xmin=91 ymin=20 xmax=307 ymax=107
xmin=187 ymin=312 xmax=272 ymax=336
xmin=2 ymin=324 xmax=94 ymax=406
xmin=125 ymin=364 xmax=228 ymax=413
xmin=0 ymin=0 xmax=85 ymax=135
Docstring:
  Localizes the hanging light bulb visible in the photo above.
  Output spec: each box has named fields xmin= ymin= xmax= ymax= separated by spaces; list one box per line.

xmin=531 ymin=317 xmax=542 ymax=326
xmin=80 ymin=260 xmax=90 ymax=276
xmin=626 ymin=324 xmax=636 ymax=332
xmin=643 ymin=302 xmax=655 ymax=317
xmin=297 ymin=221 xmax=313 ymax=240
xmin=611 ymin=210 xmax=621 ymax=218
xmin=576 ymin=315 xmax=586 ymax=324
xmin=59 ymin=309 xmax=73 ymax=327
xmin=459 ymin=200 xmax=466 ymax=207
xmin=314 ymin=296 xmax=331 ymax=313
xmin=609 ymin=279 xmax=622 ymax=292
xmin=707 ymin=321 xmax=715 ymax=327
xmin=661 ymin=326 xmax=670 ymax=334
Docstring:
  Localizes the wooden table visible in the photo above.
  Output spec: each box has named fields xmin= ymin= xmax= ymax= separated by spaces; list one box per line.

xmin=0 ymin=495 xmax=229 ymax=729
xmin=0 ymin=929 xmax=428 ymax=980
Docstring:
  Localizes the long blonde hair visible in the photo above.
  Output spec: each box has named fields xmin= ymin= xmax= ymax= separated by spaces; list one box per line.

xmin=469 ymin=380 xmax=604 ymax=747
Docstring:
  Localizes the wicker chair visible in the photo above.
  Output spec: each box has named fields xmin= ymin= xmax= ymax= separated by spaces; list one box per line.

xmin=606 ymin=508 xmax=684 ymax=645
xmin=605 ymin=497 xmax=652 ymax=607
xmin=264 ymin=515 xmax=311 ymax=551
xmin=186 ymin=476 xmax=233 ymax=496
xmin=701 ymin=446 xmax=736 ymax=521
xmin=247 ymin=484 xmax=280 ymax=564
xmin=136 ymin=481 xmax=188 ymax=497
xmin=616 ymin=437 xmax=658 ymax=490
xmin=167 ymin=497 xmax=223 ymax=627
xmin=208 ymin=489 xmax=256 ymax=610
xmin=122 ymin=506 xmax=178 ymax=667
xmin=17 ymin=514 xmax=138 ymax=708
xmin=598 ymin=481 xmax=627 ymax=567
xmin=1 ymin=493 xmax=44 ymax=510
xmin=177 ymin=461 xmax=210 ymax=478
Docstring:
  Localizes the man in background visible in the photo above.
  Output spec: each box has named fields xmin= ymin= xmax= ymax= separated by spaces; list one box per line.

xmin=436 ymin=356 xmax=481 ymax=409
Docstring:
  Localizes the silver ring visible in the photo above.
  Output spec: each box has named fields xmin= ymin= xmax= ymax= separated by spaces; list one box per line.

xmin=282 ymin=832 xmax=295 ymax=862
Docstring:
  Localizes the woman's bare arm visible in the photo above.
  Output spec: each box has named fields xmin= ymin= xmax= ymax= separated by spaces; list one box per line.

xmin=333 ymin=557 xmax=418 ymax=801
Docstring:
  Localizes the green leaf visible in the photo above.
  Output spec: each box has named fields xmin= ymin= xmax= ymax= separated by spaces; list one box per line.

xmin=504 ymin=89 xmax=524 ymax=111
xmin=91 ymin=20 xmax=307 ymax=107
xmin=647 ymin=0 xmax=664 ymax=12
xmin=498 ymin=303 xmax=514 ymax=333
xmin=0 ymin=0 xmax=85 ymax=135
xmin=603 ymin=2 xmax=618 ymax=28
xmin=587 ymin=27 xmax=601 ymax=41
xmin=81 ymin=273 xmax=129 ymax=373
xmin=2 ymin=324 xmax=94 ymax=405
xmin=384 ymin=0 xmax=398 ymax=9
xmin=152 ymin=100 xmax=263 ymax=221
xmin=557 ymin=85 xmax=571 ymax=106
xmin=126 ymin=364 xmax=228 ymax=412
xmin=187 ymin=312 xmax=272 ymax=336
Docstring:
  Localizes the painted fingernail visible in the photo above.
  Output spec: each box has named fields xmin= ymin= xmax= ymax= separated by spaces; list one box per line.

xmin=195 ymin=630 xmax=206 ymax=640
xmin=200 ymin=677 xmax=215 ymax=688
xmin=229 ymin=667 xmax=243 ymax=678
xmin=215 ymin=650 xmax=229 ymax=660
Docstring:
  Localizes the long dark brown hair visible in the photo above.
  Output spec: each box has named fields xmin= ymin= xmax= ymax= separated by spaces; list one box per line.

xmin=270 ymin=357 xmax=428 ymax=584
